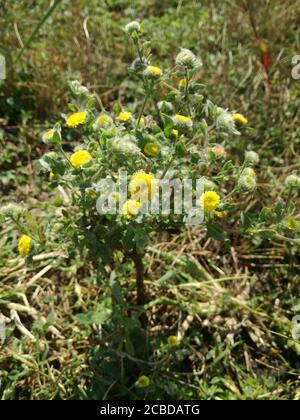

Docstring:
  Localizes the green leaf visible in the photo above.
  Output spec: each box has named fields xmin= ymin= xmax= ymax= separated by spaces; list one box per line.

xmin=274 ymin=200 xmax=285 ymax=222
xmin=207 ymin=222 xmax=227 ymax=241
xmin=161 ymin=113 xmax=174 ymax=136
xmin=68 ymin=103 xmax=78 ymax=112
xmin=164 ymin=91 xmax=177 ymax=103
xmin=175 ymin=140 xmax=186 ymax=157
xmin=198 ymin=119 xmax=208 ymax=135
xmin=109 ymin=271 xmax=124 ymax=305
xmin=135 ymin=229 xmax=150 ymax=253
xmin=157 ymin=270 xmax=177 ymax=285
xmin=190 ymin=83 xmax=205 ymax=93
xmin=122 ymin=226 xmax=136 ymax=250
xmin=75 ymin=306 xmax=112 ymax=325
xmin=259 ymin=207 xmax=271 ymax=222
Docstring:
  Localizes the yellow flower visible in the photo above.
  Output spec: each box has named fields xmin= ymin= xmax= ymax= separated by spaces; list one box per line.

xmin=232 ymin=113 xmax=248 ymax=125
xmin=135 ymin=375 xmax=150 ymax=388
xmin=242 ymin=167 xmax=256 ymax=178
xmin=97 ymin=114 xmax=112 ymax=126
xmin=171 ymin=129 xmax=179 ymax=138
xmin=116 ymin=111 xmax=133 ymax=123
xmin=145 ymin=65 xmax=163 ymax=77
xmin=129 ymin=171 xmax=158 ymax=203
xmin=215 ymin=210 xmax=227 ymax=218
xmin=49 ymin=171 xmax=55 ymax=181
xmin=66 ymin=112 xmax=87 ymax=128
xmin=122 ymin=200 xmax=142 ymax=220
xmin=200 ymin=191 xmax=221 ymax=212
xmin=258 ymin=40 xmax=267 ymax=54
xmin=178 ymin=78 xmax=187 ymax=90
xmin=287 ymin=216 xmax=298 ymax=232
xmin=168 ymin=335 xmax=179 ymax=346
xmin=174 ymin=114 xmax=193 ymax=128
xmin=43 ymin=129 xmax=55 ymax=142
xmin=70 ymin=150 xmax=92 ymax=169
xmin=144 ymin=142 xmax=160 ymax=157
xmin=18 ymin=235 xmax=32 ymax=257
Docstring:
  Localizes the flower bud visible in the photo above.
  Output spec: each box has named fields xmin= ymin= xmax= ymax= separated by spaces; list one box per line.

xmin=245 ymin=151 xmax=259 ymax=166
xmin=238 ymin=175 xmax=257 ymax=192
xmin=202 ymin=178 xmax=217 ymax=192
xmin=69 ymin=80 xmax=90 ymax=97
xmin=210 ymin=144 xmax=226 ymax=159
xmin=176 ymin=48 xmax=202 ymax=69
xmin=241 ymin=167 xmax=256 ymax=178
xmin=285 ymin=174 xmax=300 ymax=189
xmin=215 ymin=107 xmax=239 ymax=135
xmin=125 ymin=21 xmax=141 ymax=35
xmin=158 ymin=101 xmax=173 ymax=114
xmin=110 ymin=136 xmax=139 ymax=156
xmin=144 ymin=142 xmax=161 ymax=157
xmin=130 ymin=57 xmax=149 ymax=73
xmin=0 ymin=203 xmax=24 ymax=219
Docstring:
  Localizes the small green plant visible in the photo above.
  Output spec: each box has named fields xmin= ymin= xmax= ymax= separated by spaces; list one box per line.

xmin=1 ymin=20 xmax=299 ymax=396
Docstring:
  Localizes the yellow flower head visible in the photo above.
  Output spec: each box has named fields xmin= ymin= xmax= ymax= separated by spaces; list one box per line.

xmin=168 ymin=335 xmax=179 ymax=347
xmin=174 ymin=114 xmax=193 ymax=128
xmin=178 ymin=78 xmax=187 ymax=90
xmin=215 ymin=210 xmax=227 ymax=219
xmin=258 ymin=40 xmax=267 ymax=54
xmin=200 ymin=191 xmax=221 ymax=212
xmin=66 ymin=112 xmax=87 ymax=128
xmin=145 ymin=65 xmax=163 ymax=78
xmin=287 ymin=216 xmax=298 ymax=232
xmin=242 ymin=167 xmax=256 ymax=178
xmin=43 ymin=129 xmax=55 ymax=142
xmin=144 ymin=142 xmax=160 ymax=157
xmin=18 ymin=235 xmax=32 ymax=257
xmin=129 ymin=171 xmax=158 ymax=203
xmin=70 ymin=150 xmax=92 ymax=169
xmin=117 ymin=111 xmax=133 ymax=123
xmin=49 ymin=171 xmax=55 ymax=181
xmin=97 ymin=114 xmax=112 ymax=127
xmin=135 ymin=375 xmax=150 ymax=389
xmin=171 ymin=129 xmax=179 ymax=138
xmin=122 ymin=200 xmax=142 ymax=220
xmin=232 ymin=113 xmax=248 ymax=126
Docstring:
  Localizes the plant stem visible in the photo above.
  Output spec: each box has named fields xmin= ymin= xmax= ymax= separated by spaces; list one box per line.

xmin=132 ymin=250 xmax=146 ymax=306
xmin=16 ymin=0 xmax=63 ymax=61
xmin=160 ymin=154 xmax=176 ymax=179
xmin=132 ymin=249 xmax=147 ymax=327
xmin=284 ymin=187 xmax=292 ymax=214
xmin=136 ymin=95 xmax=148 ymax=131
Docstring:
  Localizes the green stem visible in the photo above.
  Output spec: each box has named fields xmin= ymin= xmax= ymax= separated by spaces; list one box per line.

xmin=58 ymin=146 xmax=73 ymax=168
xmin=16 ymin=0 xmax=63 ymax=61
xmin=160 ymin=154 xmax=176 ymax=179
xmin=284 ymin=188 xmax=292 ymax=214
xmin=136 ymin=95 xmax=148 ymax=131
xmin=183 ymin=68 xmax=192 ymax=116
xmin=132 ymin=249 xmax=147 ymax=328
